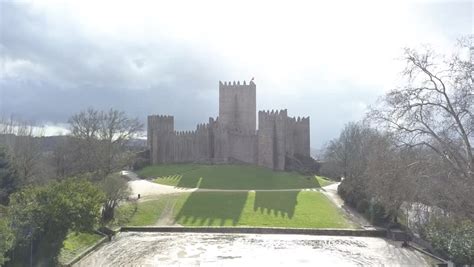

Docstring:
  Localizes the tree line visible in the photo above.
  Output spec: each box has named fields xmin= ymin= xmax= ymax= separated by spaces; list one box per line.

xmin=321 ymin=37 xmax=473 ymax=265
xmin=0 ymin=108 xmax=143 ymax=266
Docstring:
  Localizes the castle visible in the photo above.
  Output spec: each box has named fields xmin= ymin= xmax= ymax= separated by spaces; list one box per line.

xmin=147 ymin=80 xmax=310 ymax=170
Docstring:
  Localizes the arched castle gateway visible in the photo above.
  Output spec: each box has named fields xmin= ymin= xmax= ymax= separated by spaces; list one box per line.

xmin=147 ymin=80 xmax=310 ymax=170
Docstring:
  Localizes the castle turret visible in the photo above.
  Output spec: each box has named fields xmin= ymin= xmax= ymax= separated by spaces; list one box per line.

xmin=146 ymin=79 xmax=311 ymax=170
xmin=218 ymin=80 xmax=256 ymax=133
xmin=147 ymin=115 xmax=174 ymax=164
xmin=257 ymin=109 xmax=288 ymax=170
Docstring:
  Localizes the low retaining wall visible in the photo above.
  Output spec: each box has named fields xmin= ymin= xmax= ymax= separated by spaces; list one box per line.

xmin=120 ymin=226 xmax=387 ymax=237
xmin=62 ymin=236 xmax=108 ymax=267
xmin=407 ymin=244 xmax=452 ymax=267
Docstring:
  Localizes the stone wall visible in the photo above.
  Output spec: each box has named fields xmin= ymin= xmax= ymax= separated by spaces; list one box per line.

xmin=219 ymin=81 xmax=256 ymax=133
xmin=287 ymin=116 xmax=310 ymax=157
xmin=257 ymin=110 xmax=288 ymax=170
xmin=147 ymin=80 xmax=311 ymax=171
xmin=257 ymin=110 xmax=311 ymax=170
xmin=148 ymin=115 xmax=212 ymax=164
xmin=227 ymin=129 xmax=257 ymax=164
xmin=294 ymin=117 xmax=310 ymax=157
xmin=147 ymin=115 xmax=174 ymax=164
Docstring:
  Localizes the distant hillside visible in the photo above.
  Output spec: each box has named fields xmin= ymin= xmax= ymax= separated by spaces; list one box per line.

xmin=0 ymin=134 xmax=147 ymax=153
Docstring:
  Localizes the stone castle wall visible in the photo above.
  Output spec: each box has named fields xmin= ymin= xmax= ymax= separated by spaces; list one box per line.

xmin=294 ymin=117 xmax=310 ymax=157
xmin=219 ymin=81 xmax=256 ymax=133
xmin=257 ymin=110 xmax=287 ymax=170
xmin=147 ymin=115 xmax=174 ymax=164
xmin=148 ymin=116 xmax=212 ymax=164
xmin=147 ymin=80 xmax=311 ymax=170
xmin=227 ymin=129 xmax=257 ymax=164
xmin=257 ymin=110 xmax=310 ymax=170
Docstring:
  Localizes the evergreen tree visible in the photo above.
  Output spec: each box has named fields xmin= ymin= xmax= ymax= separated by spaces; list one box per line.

xmin=0 ymin=146 xmax=20 ymax=205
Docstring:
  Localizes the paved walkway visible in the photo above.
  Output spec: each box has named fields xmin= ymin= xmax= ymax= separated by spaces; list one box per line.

xmin=321 ymin=182 xmax=373 ymax=228
xmin=75 ymin=232 xmax=434 ymax=267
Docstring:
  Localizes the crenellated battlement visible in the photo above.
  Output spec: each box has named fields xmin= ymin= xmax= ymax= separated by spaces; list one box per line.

xmin=219 ymin=80 xmax=256 ymax=89
xmin=147 ymin=79 xmax=310 ymax=170
xmin=147 ymin=114 xmax=174 ymax=132
xmin=148 ymin=114 xmax=173 ymax=119
xmin=174 ymin=130 xmax=195 ymax=136
xmin=259 ymin=109 xmax=288 ymax=117
xmin=288 ymin=116 xmax=310 ymax=123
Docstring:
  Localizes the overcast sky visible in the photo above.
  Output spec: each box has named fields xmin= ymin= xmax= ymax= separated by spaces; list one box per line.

xmin=0 ymin=0 xmax=472 ymax=148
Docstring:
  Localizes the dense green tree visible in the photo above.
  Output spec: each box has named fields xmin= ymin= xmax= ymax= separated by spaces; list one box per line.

xmin=8 ymin=179 xmax=105 ymax=265
xmin=0 ymin=146 xmax=21 ymax=205
xmin=0 ymin=216 xmax=14 ymax=266
xmin=424 ymin=218 xmax=474 ymax=265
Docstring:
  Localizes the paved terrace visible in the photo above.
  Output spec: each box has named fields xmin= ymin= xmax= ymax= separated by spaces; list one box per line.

xmin=75 ymin=232 xmax=437 ymax=266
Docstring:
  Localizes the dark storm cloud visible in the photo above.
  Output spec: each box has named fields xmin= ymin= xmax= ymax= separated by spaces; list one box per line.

xmin=0 ymin=1 xmax=226 ymax=130
xmin=0 ymin=1 xmax=471 ymax=148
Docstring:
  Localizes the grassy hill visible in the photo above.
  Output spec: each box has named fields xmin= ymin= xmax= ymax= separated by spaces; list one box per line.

xmin=138 ymin=164 xmax=322 ymax=190
xmin=60 ymin=165 xmax=344 ymax=262
xmin=119 ymin=164 xmax=346 ymax=228
xmin=115 ymin=191 xmax=353 ymax=229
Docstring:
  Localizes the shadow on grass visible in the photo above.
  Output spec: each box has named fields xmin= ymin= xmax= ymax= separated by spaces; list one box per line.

xmin=253 ymin=191 xmax=300 ymax=219
xmin=175 ymin=192 xmax=248 ymax=226
xmin=176 ymin=175 xmax=202 ymax=188
xmin=150 ymin=164 xmax=322 ymax=190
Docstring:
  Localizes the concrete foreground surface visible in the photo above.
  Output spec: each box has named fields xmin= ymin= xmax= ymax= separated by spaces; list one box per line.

xmin=75 ymin=232 xmax=433 ymax=266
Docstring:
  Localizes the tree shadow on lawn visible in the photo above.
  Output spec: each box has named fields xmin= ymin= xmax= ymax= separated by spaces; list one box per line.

xmin=175 ymin=191 xmax=302 ymax=226
xmin=156 ymin=174 xmax=202 ymax=188
xmin=172 ymin=170 xmax=320 ymax=190
xmin=175 ymin=192 xmax=248 ymax=226
xmin=253 ymin=191 xmax=300 ymax=219
xmin=176 ymin=175 xmax=202 ymax=188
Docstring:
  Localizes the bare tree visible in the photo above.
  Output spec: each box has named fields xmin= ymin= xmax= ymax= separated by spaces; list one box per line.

xmin=324 ymin=122 xmax=421 ymax=224
xmin=364 ymin=135 xmax=418 ymax=224
xmin=369 ymin=37 xmax=473 ymax=218
xmin=323 ymin=122 xmax=378 ymax=180
xmin=0 ymin=116 xmax=43 ymax=183
xmin=66 ymin=108 xmax=143 ymax=177
xmin=369 ymin=38 xmax=473 ymax=180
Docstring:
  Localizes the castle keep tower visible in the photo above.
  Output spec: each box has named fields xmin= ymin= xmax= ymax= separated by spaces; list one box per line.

xmin=147 ymin=80 xmax=311 ymax=170
xmin=219 ymin=81 xmax=256 ymax=133
xmin=147 ymin=115 xmax=174 ymax=164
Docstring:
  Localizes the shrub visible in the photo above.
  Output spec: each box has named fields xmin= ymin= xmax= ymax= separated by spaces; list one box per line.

xmin=423 ymin=217 xmax=474 ymax=265
xmin=337 ymin=179 xmax=389 ymax=225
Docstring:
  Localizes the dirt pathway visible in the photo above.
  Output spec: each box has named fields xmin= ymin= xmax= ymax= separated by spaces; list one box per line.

xmin=155 ymin=198 xmax=181 ymax=226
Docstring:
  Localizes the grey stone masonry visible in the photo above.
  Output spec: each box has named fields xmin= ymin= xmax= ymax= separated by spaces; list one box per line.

xmin=147 ymin=80 xmax=311 ymax=170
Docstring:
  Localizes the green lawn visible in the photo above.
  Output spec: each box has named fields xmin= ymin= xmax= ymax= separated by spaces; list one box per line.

xmin=316 ymin=176 xmax=335 ymax=187
xmin=59 ymin=232 xmax=104 ymax=264
xmin=118 ymin=191 xmax=354 ymax=229
xmin=58 ymin=199 xmax=172 ymax=264
xmin=139 ymin=164 xmax=321 ymax=190
xmin=112 ymin=197 xmax=177 ymax=226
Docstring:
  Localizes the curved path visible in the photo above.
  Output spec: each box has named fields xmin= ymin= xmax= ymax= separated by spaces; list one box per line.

xmin=123 ymin=170 xmax=320 ymax=198
xmin=320 ymin=182 xmax=373 ymax=229
xmin=122 ymin=170 xmax=372 ymax=228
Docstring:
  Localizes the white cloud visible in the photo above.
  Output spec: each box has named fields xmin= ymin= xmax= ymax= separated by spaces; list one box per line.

xmin=1 ymin=0 xmax=470 ymax=147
